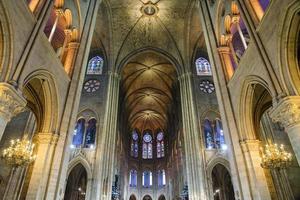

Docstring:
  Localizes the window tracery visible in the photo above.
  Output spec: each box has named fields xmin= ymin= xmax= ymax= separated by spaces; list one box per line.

xmin=157 ymin=131 xmax=165 ymax=158
xmin=87 ymin=56 xmax=103 ymax=75
xmin=83 ymin=79 xmax=100 ymax=93
xmin=130 ymin=130 xmax=139 ymax=158
xmin=72 ymin=117 xmax=97 ymax=149
xmin=203 ymin=118 xmax=226 ymax=150
xmin=142 ymin=132 xmax=153 ymax=159
xmin=196 ymin=57 xmax=212 ymax=76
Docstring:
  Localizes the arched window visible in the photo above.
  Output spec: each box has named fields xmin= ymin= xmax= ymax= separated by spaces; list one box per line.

xmin=87 ymin=56 xmax=103 ymax=75
xmin=142 ymin=132 xmax=152 ymax=159
xmin=156 ymin=131 xmax=165 ymax=158
xmin=158 ymin=169 xmax=166 ymax=187
xmin=204 ymin=119 xmax=214 ymax=149
xmin=129 ymin=169 xmax=137 ymax=187
xmin=215 ymin=119 xmax=226 ymax=150
xmin=142 ymin=171 xmax=152 ymax=188
xmin=195 ymin=57 xmax=212 ymax=76
xmin=130 ymin=130 xmax=139 ymax=158
xmin=72 ymin=118 xmax=85 ymax=148
xmin=85 ymin=118 xmax=97 ymax=148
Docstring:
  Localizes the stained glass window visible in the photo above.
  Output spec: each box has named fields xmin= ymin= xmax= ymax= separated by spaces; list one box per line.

xmin=204 ymin=119 xmax=214 ymax=149
xmin=87 ymin=56 xmax=103 ymax=75
xmin=130 ymin=130 xmax=139 ymax=158
xmin=85 ymin=118 xmax=97 ymax=148
xmin=215 ymin=119 xmax=226 ymax=150
xmin=158 ymin=170 xmax=166 ymax=187
xmin=196 ymin=57 xmax=212 ymax=76
xmin=142 ymin=132 xmax=153 ymax=159
xmin=142 ymin=171 xmax=152 ymax=187
xmin=157 ymin=132 xmax=165 ymax=158
xmin=129 ymin=170 xmax=137 ymax=187
xmin=72 ymin=118 xmax=85 ymax=148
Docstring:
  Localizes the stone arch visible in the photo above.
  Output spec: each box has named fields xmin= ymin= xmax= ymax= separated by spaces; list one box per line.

xmin=210 ymin=163 xmax=235 ymax=200
xmin=0 ymin=1 xmax=13 ymax=82
xmin=238 ymin=76 xmax=274 ymax=140
xmin=278 ymin=1 xmax=300 ymax=96
xmin=77 ymin=108 xmax=99 ymax=122
xmin=67 ymin=156 xmax=92 ymax=179
xmin=117 ymin=48 xmax=184 ymax=76
xmin=207 ymin=156 xmax=231 ymax=176
xmin=143 ymin=195 xmax=152 ymax=200
xmin=23 ymin=70 xmax=58 ymax=133
xmin=158 ymin=194 xmax=166 ymax=200
xmin=129 ymin=194 xmax=137 ymax=200
xmin=64 ymin=163 xmax=89 ymax=200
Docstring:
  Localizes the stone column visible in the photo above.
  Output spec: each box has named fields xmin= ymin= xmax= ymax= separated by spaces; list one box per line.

xmin=64 ymin=42 xmax=80 ymax=76
xmin=249 ymin=0 xmax=264 ymax=21
xmin=92 ymin=72 xmax=120 ymax=200
xmin=178 ymin=73 xmax=207 ymax=200
xmin=270 ymin=96 xmax=300 ymax=165
xmin=26 ymin=132 xmax=59 ymax=200
xmin=0 ymin=83 xmax=27 ymax=142
xmin=218 ymin=46 xmax=234 ymax=81
xmin=240 ymin=140 xmax=272 ymax=200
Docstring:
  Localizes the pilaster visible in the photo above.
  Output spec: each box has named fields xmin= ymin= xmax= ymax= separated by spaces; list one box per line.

xmin=269 ymin=96 xmax=300 ymax=165
xmin=26 ymin=132 xmax=59 ymax=200
xmin=0 ymin=82 xmax=27 ymax=141
xmin=93 ymin=72 xmax=120 ymax=200
xmin=240 ymin=140 xmax=272 ymax=200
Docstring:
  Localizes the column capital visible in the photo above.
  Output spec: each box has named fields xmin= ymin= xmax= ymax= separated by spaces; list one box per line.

xmin=67 ymin=42 xmax=80 ymax=49
xmin=33 ymin=132 xmax=59 ymax=145
xmin=269 ymin=96 xmax=300 ymax=129
xmin=0 ymin=82 xmax=27 ymax=122
xmin=217 ymin=46 xmax=231 ymax=54
xmin=240 ymin=140 xmax=261 ymax=152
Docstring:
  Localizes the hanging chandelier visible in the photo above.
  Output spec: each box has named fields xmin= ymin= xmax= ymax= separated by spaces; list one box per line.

xmin=260 ymin=143 xmax=292 ymax=169
xmin=1 ymin=139 xmax=36 ymax=167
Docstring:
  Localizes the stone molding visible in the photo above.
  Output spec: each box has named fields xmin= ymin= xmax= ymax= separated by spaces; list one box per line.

xmin=0 ymin=82 xmax=27 ymax=122
xmin=240 ymin=140 xmax=261 ymax=153
xmin=270 ymin=96 xmax=300 ymax=129
xmin=33 ymin=132 xmax=59 ymax=145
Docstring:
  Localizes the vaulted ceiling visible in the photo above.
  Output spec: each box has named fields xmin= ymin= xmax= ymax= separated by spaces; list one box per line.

xmin=91 ymin=0 xmax=204 ymax=69
xmin=121 ymin=52 xmax=177 ymax=132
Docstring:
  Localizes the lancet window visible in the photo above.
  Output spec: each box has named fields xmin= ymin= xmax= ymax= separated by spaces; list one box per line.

xmin=156 ymin=131 xmax=165 ymax=158
xmin=129 ymin=169 xmax=137 ymax=187
xmin=142 ymin=132 xmax=153 ymax=159
xmin=130 ymin=130 xmax=139 ymax=158
xmin=195 ymin=57 xmax=212 ymax=76
xmin=87 ymin=56 xmax=104 ymax=75
xmin=158 ymin=169 xmax=166 ymax=187
xmin=72 ymin=118 xmax=97 ymax=148
xmin=203 ymin=118 xmax=226 ymax=150
xmin=142 ymin=171 xmax=152 ymax=188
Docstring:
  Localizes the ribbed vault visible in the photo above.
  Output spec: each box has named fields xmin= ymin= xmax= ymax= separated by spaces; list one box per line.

xmin=121 ymin=52 xmax=176 ymax=132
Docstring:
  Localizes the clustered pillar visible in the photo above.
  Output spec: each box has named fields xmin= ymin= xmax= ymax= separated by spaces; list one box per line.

xmin=179 ymin=72 xmax=207 ymax=200
xmin=270 ymin=96 xmax=300 ymax=166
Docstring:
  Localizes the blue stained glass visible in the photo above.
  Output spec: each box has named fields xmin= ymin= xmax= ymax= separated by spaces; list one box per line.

xmin=87 ymin=56 xmax=103 ymax=75
xmin=85 ymin=118 xmax=97 ymax=147
xmin=204 ymin=119 xmax=214 ymax=149
xmin=143 ymin=171 xmax=152 ymax=187
xmin=72 ymin=118 xmax=85 ymax=147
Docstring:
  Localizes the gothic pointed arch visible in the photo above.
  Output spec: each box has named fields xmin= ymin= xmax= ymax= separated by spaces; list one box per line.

xmin=278 ymin=1 xmax=300 ymax=95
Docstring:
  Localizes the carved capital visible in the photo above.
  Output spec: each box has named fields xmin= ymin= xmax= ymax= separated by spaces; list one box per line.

xmin=33 ymin=132 xmax=59 ymax=145
xmin=0 ymin=83 xmax=27 ymax=122
xmin=269 ymin=96 xmax=300 ymax=129
xmin=240 ymin=140 xmax=261 ymax=153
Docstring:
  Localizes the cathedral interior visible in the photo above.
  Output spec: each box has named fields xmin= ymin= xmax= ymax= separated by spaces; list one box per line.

xmin=0 ymin=0 xmax=300 ymax=200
